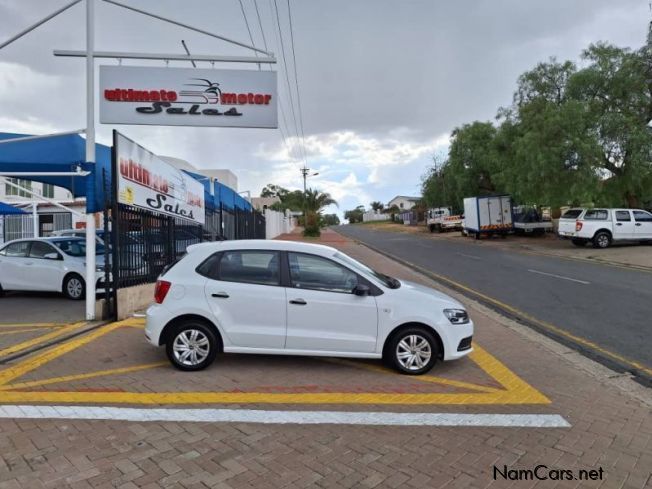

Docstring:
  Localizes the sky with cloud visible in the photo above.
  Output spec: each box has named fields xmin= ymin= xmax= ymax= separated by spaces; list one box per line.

xmin=0 ymin=0 xmax=648 ymax=217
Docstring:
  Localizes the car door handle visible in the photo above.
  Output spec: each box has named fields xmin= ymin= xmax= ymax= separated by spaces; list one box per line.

xmin=289 ymin=299 xmax=307 ymax=305
xmin=211 ymin=292 xmax=229 ymax=298
xmin=616 ymin=223 xmax=622 ymax=226
xmin=635 ymin=223 xmax=642 ymax=226
xmin=24 ymin=261 xmax=33 ymax=266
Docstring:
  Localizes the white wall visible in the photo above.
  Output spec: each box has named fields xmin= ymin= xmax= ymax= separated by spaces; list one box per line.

xmin=265 ymin=208 xmax=294 ymax=239
xmin=363 ymin=211 xmax=389 ymax=222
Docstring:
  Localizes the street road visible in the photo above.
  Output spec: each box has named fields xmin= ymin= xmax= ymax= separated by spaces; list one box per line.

xmin=337 ymin=225 xmax=652 ymax=375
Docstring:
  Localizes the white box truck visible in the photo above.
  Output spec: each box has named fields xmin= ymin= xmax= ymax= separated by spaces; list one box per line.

xmin=463 ymin=195 xmax=513 ymax=239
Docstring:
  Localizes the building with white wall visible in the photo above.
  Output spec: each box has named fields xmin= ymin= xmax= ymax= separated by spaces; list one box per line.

xmin=387 ymin=195 xmax=420 ymax=210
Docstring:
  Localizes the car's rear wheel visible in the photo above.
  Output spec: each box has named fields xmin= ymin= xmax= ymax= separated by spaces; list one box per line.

xmin=571 ymin=238 xmax=587 ymax=247
xmin=63 ymin=274 xmax=85 ymax=300
xmin=389 ymin=328 xmax=439 ymax=375
xmin=0 ymin=283 xmax=4 ymax=297
xmin=593 ymin=231 xmax=611 ymax=249
xmin=166 ymin=321 xmax=218 ymax=371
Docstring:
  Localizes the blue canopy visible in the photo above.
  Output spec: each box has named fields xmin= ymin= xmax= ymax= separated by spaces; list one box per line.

xmin=0 ymin=201 xmax=27 ymax=215
xmin=0 ymin=132 xmax=111 ymax=213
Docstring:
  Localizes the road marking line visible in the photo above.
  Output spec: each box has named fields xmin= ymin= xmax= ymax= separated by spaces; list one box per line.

xmin=0 ymin=322 xmax=87 ymax=359
xmin=324 ymin=358 xmax=500 ymax=393
xmin=527 ymin=269 xmax=590 ymax=285
xmin=355 ymin=245 xmax=652 ymax=378
xmin=456 ymin=252 xmax=482 ymax=260
xmin=0 ymin=362 xmax=167 ymax=391
xmin=0 ymin=405 xmax=570 ymax=427
xmin=0 ymin=323 xmax=61 ymax=329
xmin=0 ymin=328 xmax=58 ymax=337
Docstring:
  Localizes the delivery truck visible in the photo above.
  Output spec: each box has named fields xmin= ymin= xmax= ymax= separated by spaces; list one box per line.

xmin=463 ymin=195 xmax=513 ymax=239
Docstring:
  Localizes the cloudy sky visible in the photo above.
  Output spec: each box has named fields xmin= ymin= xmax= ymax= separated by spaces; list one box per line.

xmin=0 ymin=0 xmax=648 ymax=217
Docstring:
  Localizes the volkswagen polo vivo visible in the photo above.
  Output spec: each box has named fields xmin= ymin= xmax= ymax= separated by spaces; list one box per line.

xmin=145 ymin=240 xmax=474 ymax=375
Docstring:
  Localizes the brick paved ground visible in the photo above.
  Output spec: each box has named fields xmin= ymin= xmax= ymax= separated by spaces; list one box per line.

xmin=0 ymin=228 xmax=650 ymax=488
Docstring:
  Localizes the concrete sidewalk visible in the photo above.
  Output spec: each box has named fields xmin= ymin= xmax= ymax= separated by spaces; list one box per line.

xmin=0 ymin=228 xmax=649 ymax=488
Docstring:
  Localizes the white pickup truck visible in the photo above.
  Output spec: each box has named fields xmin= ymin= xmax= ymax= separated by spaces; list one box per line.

xmin=426 ymin=207 xmax=464 ymax=233
xmin=557 ymin=208 xmax=652 ymax=248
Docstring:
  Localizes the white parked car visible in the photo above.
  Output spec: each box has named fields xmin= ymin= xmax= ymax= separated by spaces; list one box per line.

xmin=145 ymin=240 xmax=474 ymax=374
xmin=558 ymin=208 xmax=652 ymax=248
xmin=0 ymin=237 xmax=108 ymax=300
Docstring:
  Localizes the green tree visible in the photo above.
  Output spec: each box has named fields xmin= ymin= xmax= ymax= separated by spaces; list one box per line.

xmin=302 ymin=188 xmax=338 ymax=237
xmin=344 ymin=205 xmax=365 ymax=224
xmin=370 ymin=201 xmax=384 ymax=212
xmin=321 ymin=213 xmax=340 ymax=226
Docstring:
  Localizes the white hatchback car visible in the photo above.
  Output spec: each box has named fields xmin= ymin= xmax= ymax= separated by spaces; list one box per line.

xmin=146 ymin=240 xmax=474 ymax=375
xmin=0 ymin=237 xmax=107 ymax=300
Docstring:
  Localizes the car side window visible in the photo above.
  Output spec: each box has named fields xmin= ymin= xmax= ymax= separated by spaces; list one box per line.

xmin=288 ymin=252 xmax=358 ymax=293
xmin=584 ymin=209 xmax=608 ymax=220
xmin=2 ymin=242 xmax=30 ymax=257
xmin=633 ymin=211 xmax=652 ymax=222
xmin=615 ymin=211 xmax=631 ymax=222
xmin=217 ymin=251 xmax=280 ymax=286
xmin=29 ymin=241 xmax=59 ymax=259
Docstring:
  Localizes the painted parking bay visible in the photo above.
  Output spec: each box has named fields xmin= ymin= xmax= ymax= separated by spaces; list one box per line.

xmin=0 ymin=317 xmax=552 ymax=406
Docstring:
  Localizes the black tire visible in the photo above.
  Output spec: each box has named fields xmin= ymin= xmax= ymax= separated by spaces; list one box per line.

xmin=428 ymin=224 xmax=435 ymax=233
xmin=387 ymin=327 xmax=439 ymax=375
xmin=62 ymin=274 xmax=85 ymax=300
xmin=571 ymin=238 xmax=587 ymax=247
xmin=436 ymin=224 xmax=443 ymax=233
xmin=166 ymin=321 xmax=218 ymax=371
xmin=0 ymin=283 xmax=4 ymax=297
xmin=593 ymin=231 xmax=611 ymax=249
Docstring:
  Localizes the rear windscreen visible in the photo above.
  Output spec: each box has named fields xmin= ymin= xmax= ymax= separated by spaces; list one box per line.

xmin=560 ymin=209 xmax=583 ymax=219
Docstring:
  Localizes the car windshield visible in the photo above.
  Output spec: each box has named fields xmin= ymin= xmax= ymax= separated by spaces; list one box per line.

xmin=333 ymin=251 xmax=400 ymax=289
xmin=53 ymin=239 xmax=106 ymax=257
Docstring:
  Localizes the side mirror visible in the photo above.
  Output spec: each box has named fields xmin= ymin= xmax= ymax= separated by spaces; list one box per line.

xmin=44 ymin=252 xmax=61 ymax=260
xmin=353 ymin=284 xmax=370 ymax=296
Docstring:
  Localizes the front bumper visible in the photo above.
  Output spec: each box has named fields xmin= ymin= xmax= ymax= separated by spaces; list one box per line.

xmin=442 ymin=320 xmax=474 ymax=361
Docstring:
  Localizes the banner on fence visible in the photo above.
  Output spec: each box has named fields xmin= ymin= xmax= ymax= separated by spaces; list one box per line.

xmin=114 ymin=132 xmax=205 ymax=225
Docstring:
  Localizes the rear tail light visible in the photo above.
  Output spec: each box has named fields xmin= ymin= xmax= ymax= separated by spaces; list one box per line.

xmin=154 ymin=280 xmax=171 ymax=304
xmin=575 ymin=221 xmax=583 ymax=232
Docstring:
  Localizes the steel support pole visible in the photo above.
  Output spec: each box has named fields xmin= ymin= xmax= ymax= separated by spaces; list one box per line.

xmin=32 ymin=202 xmax=38 ymax=238
xmin=85 ymin=0 xmax=96 ymax=321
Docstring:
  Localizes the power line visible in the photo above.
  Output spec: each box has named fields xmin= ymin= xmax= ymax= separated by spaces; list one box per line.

xmin=286 ymin=0 xmax=307 ymax=166
xmin=245 ymin=0 xmax=295 ymax=162
xmin=270 ymin=0 xmax=306 ymax=167
xmin=237 ymin=0 xmax=260 ymax=70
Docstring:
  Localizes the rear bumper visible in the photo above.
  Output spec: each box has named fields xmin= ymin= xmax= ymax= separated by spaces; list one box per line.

xmin=145 ymin=303 xmax=170 ymax=346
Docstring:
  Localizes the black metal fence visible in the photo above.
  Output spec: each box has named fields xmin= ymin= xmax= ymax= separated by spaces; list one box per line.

xmin=111 ymin=204 xmax=265 ymax=289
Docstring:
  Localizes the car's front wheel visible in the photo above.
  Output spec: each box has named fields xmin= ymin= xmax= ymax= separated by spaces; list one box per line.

xmin=166 ymin=321 xmax=218 ymax=371
xmin=388 ymin=328 xmax=439 ymax=375
xmin=63 ymin=274 xmax=85 ymax=300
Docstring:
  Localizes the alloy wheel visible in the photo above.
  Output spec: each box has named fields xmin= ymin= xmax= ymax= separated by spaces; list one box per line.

xmin=396 ymin=334 xmax=432 ymax=371
xmin=67 ymin=278 xmax=83 ymax=299
xmin=172 ymin=329 xmax=211 ymax=367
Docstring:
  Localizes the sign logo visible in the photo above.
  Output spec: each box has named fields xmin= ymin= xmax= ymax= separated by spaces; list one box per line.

xmin=100 ymin=66 xmax=277 ymax=128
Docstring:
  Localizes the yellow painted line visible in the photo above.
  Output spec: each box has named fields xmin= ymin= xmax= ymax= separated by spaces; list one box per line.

xmin=0 ymin=362 xmax=167 ymax=391
xmin=0 ymin=328 xmax=53 ymax=337
xmin=324 ymin=358 xmax=500 ymax=393
xmin=378 ymin=252 xmax=652 ymax=378
xmin=0 ymin=389 xmax=546 ymax=405
xmin=0 ymin=321 xmax=87 ymax=359
xmin=0 ymin=323 xmax=62 ymax=329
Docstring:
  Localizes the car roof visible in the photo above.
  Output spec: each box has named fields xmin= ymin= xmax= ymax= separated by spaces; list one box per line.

xmin=187 ymin=239 xmax=338 ymax=257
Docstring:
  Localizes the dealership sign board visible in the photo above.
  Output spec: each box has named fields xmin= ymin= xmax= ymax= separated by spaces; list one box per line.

xmin=114 ymin=132 xmax=205 ymax=224
xmin=100 ymin=66 xmax=277 ymax=128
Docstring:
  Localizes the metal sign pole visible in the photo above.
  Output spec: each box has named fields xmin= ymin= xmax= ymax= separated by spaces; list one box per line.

xmin=85 ymin=0 xmax=96 ymax=321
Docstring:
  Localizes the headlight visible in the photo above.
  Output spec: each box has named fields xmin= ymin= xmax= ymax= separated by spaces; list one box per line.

xmin=444 ymin=308 xmax=469 ymax=325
